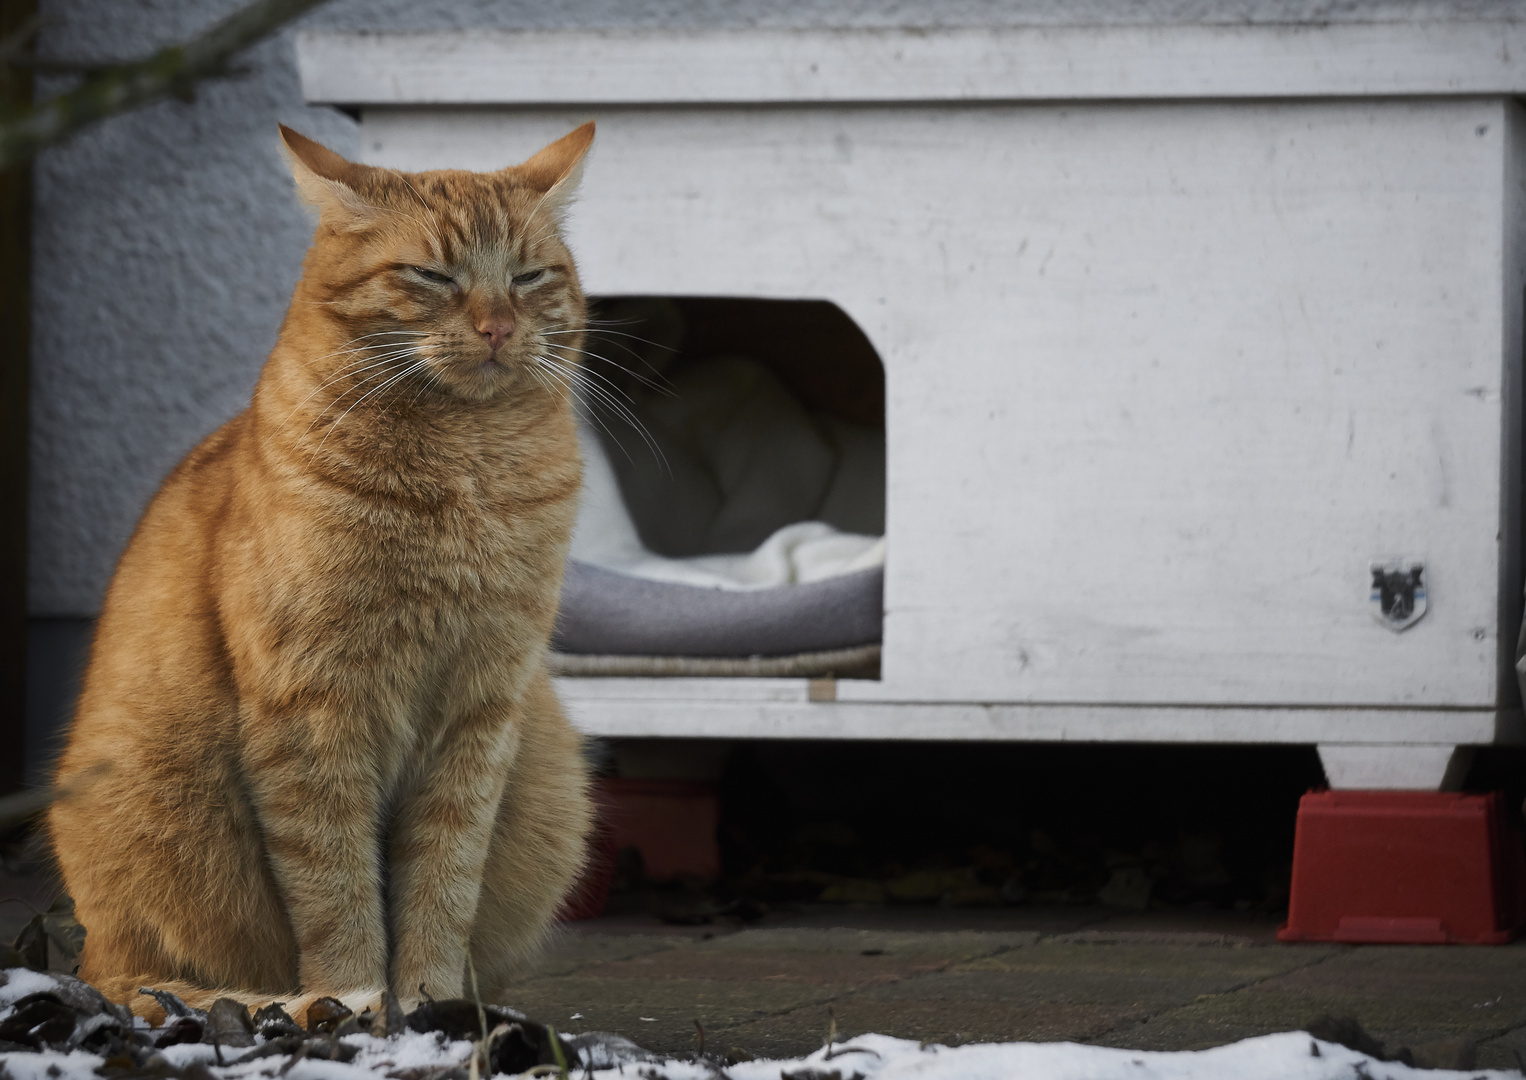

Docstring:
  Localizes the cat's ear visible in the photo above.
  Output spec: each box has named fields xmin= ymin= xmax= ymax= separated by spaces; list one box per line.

xmin=512 ymin=122 xmax=594 ymax=211
xmin=279 ymin=125 xmax=380 ymax=232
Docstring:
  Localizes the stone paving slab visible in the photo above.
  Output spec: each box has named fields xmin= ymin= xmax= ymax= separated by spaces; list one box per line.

xmin=1097 ymin=941 xmax=1526 ymax=1068
xmin=501 ymin=926 xmax=1042 ymax=1058
xmin=953 ymin=940 xmax=1333 ymax=982
xmin=516 ymin=931 xmax=699 ymax=980
xmin=700 ymin=927 xmax=1041 ymax=959
xmin=499 ymin=973 xmax=843 ymax=1057
xmin=1083 ymin=911 xmax=1286 ymax=942
xmin=790 ymin=943 xmax=1339 ymax=1052
xmin=776 ymin=905 xmax=1107 ymax=934
xmin=1483 ymin=1026 xmax=1526 ymax=1072
xmin=498 ymin=907 xmax=1526 ymax=1067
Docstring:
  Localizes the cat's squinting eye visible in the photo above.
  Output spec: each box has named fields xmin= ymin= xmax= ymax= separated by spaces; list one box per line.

xmin=512 ymin=269 xmax=545 ymax=286
xmin=411 ymin=267 xmax=455 ymax=286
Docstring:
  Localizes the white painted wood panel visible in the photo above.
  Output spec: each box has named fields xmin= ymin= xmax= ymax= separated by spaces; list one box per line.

xmin=297 ymin=23 xmax=1526 ymax=106
xmin=554 ymin=676 xmax=1512 ymax=745
xmin=1316 ymin=745 xmax=1473 ymax=790
xmin=364 ymin=100 xmax=1516 ymax=708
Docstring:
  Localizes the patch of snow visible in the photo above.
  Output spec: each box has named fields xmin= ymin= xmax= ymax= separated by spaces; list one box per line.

xmin=0 ymin=969 xmax=60 ymax=1012
xmin=157 ymin=1041 xmax=221 ymax=1067
xmin=0 ymin=1049 xmax=101 ymax=1080
xmin=0 ymin=1027 xmax=1519 ymax=1080
xmin=280 ymin=1060 xmax=376 ymax=1080
xmin=701 ymin=1033 xmax=1520 ymax=1080
xmin=343 ymin=1030 xmax=475 ymax=1072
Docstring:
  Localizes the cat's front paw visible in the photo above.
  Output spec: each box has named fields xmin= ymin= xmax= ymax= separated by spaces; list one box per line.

xmin=287 ymin=988 xmax=387 ymax=1030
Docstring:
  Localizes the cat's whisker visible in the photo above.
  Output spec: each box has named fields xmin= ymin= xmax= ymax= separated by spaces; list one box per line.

xmin=321 ymin=348 xmax=429 ymax=394
xmin=396 ymin=174 xmax=433 ymax=218
xmin=519 ymin=189 xmax=563 ymax=248
xmin=391 ymin=175 xmax=451 ymax=258
xmin=538 ymin=339 xmax=675 ymax=397
xmin=294 ymin=350 xmax=430 ymax=437
xmin=326 ymin=329 xmax=432 ymax=350
xmin=408 ymin=361 xmax=450 ymax=407
xmin=543 ymin=324 xmax=678 ymax=387
xmin=300 ymin=332 xmax=433 ymax=370
xmin=536 ymin=355 xmax=670 ymax=475
xmin=554 ymin=324 xmax=676 ymax=352
xmin=523 ymin=362 xmax=571 ymax=410
xmin=531 ymin=357 xmax=642 ymax=467
xmin=312 ymin=355 xmax=435 ymax=460
xmin=283 ymin=347 xmax=433 ymax=431
xmin=354 ymin=190 xmax=447 ymax=256
xmin=538 ymin=354 xmax=643 ymax=424
xmin=308 ymin=339 xmax=431 ymax=372
xmin=538 ymin=319 xmax=594 ymax=334
xmin=323 ymin=349 xmax=431 ymax=387
xmin=538 ymin=343 xmax=659 ymax=403
xmin=580 ymin=314 xmax=681 ymax=345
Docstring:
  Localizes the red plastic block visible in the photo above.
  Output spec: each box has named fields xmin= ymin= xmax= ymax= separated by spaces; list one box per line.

xmin=560 ymin=777 xmax=722 ymax=920
xmin=599 ymin=777 xmax=721 ymax=881
xmin=1279 ymin=790 xmax=1526 ymax=945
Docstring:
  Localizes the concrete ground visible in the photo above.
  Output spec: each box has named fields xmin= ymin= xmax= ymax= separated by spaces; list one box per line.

xmin=504 ymin=905 xmax=1526 ymax=1071
xmin=5 ymin=865 xmax=1523 ymax=1071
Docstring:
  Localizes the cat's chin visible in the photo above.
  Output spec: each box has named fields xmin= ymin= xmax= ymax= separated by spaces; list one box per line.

xmin=430 ymin=356 xmax=522 ymax=402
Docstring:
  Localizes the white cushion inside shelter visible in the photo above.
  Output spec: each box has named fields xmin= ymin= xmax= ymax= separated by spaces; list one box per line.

xmin=568 ymin=358 xmax=885 ymax=591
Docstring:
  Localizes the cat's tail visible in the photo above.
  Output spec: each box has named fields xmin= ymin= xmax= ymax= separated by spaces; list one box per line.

xmin=88 ymin=976 xmax=380 ymax=1028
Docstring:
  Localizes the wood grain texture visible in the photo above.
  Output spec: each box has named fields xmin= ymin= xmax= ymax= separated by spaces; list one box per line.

xmin=1316 ymin=744 xmax=1473 ymax=789
xmin=365 ymin=100 xmax=1521 ymax=709
xmin=555 ymin=676 xmax=1514 ymax=746
xmin=297 ymin=23 xmax=1526 ymax=106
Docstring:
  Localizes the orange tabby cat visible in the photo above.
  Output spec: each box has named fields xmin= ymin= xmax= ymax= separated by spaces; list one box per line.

xmin=47 ymin=123 xmax=597 ymax=1022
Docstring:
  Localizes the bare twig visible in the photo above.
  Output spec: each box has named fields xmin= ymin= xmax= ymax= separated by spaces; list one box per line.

xmin=465 ymin=945 xmax=489 ymax=1080
xmin=0 ymin=787 xmax=52 ymax=828
xmin=0 ymin=0 xmax=331 ymax=169
xmin=0 ymin=16 xmax=39 ymax=67
xmin=0 ymin=760 xmax=112 ymax=829
xmin=277 ymin=1038 xmax=312 ymax=1076
xmin=546 ymin=1025 xmax=569 ymax=1080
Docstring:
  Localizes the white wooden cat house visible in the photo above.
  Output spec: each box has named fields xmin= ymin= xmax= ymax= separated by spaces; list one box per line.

xmin=297 ymin=19 xmax=1526 ymax=791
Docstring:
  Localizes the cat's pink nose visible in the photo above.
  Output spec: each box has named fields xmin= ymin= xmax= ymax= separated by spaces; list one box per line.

xmin=476 ymin=315 xmax=515 ymax=354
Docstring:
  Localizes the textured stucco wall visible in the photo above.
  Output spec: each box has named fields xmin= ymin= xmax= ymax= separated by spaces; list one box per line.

xmin=27 ymin=0 xmax=1526 ymax=616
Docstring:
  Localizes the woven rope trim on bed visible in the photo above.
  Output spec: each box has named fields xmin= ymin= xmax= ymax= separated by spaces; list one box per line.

xmin=548 ymin=643 xmax=881 ymax=678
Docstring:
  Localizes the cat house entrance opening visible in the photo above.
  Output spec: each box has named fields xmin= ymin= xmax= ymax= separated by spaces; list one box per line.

xmin=550 ymin=297 xmax=886 ymax=678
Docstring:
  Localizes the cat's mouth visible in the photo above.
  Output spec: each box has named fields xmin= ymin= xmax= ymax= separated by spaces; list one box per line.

xmin=428 ymin=350 xmax=531 ymax=399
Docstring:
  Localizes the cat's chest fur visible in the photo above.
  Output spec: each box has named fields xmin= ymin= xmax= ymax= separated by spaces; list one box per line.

xmin=343 ymin=434 xmax=570 ymax=607
xmin=225 ymin=405 xmax=580 ymax=732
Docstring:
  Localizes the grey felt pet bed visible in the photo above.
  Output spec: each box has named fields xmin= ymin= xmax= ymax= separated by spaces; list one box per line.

xmin=552 ymin=559 xmax=883 ymax=658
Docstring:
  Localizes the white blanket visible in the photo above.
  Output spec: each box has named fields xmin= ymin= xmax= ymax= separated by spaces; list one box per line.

xmin=570 ymin=422 xmax=884 ymax=591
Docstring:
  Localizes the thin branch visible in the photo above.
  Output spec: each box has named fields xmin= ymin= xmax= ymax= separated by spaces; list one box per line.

xmin=0 ymin=16 xmax=40 ymax=67
xmin=0 ymin=761 xmax=112 ymax=830
xmin=0 ymin=0 xmax=331 ymax=170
